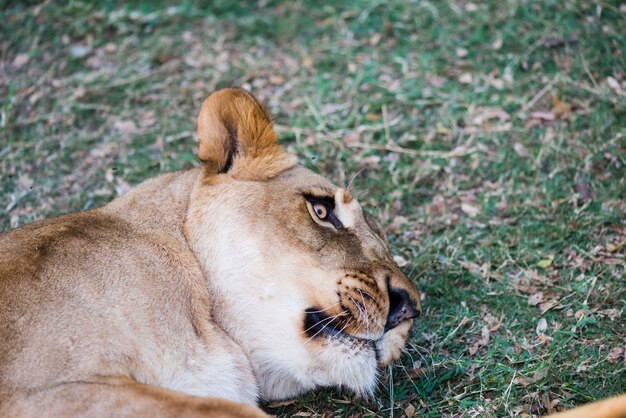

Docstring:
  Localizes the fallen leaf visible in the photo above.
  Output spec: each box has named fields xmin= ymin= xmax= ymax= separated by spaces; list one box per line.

xmin=113 ymin=120 xmax=138 ymax=135
xmin=469 ymin=107 xmax=510 ymax=126
xmin=369 ymin=33 xmax=382 ymax=46
xmin=551 ymin=94 xmax=572 ymax=117
xmin=513 ymin=142 xmax=530 ymax=158
xmin=70 ymin=44 xmax=91 ymax=58
xmin=104 ymin=42 xmax=117 ymax=53
xmin=427 ymin=75 xmax=447 ymax=88
xmin=480 ymin=326 xmax=491 ymax=346
xmin=267 ymin=399 xmax=297 ymax=408
xmin=342 ymin=131 xmax=360 ymax=146
xmin=461 ymin=203 xmax=481 ymax=217
xmin=539 ymin=299 xmax=559 ymax=314
xmin=528 ymin=292 xmax=545 ymax=306
xmin=468 ymin=343 xmax=480 ymax=356
xmin=13 ymin=53 xmax=29 ymax=68
xmin=606 ymin=77 xmax=624 ymax=95
xmin=18 ymin=174 xmax=34 ymax=190
xmin=529 ymin=111 xmax=556 ymax=121
xmin=393 ymin=255 xmax=409 ymax=267
xmin=458 ymin=72 xmax=474 ymax=84
xmin=404 ymin=403 xmax=416 ymax=417
xmin=491 ymin=33 xmax=503 ymax=50
xmin=456 ymin=47 xmax=468 ymax=58
xmin=302 ymin=55 xmax=314 ymax=69
xmin=269 ymin=75 xmax=285 ymax=85
xmin=139 ymin=111 xmax=157 ymax=128
xmin=389 ymin=216 xmax=408 ymax=234
xmin=536 ymin=256 xmax=554 ymax=269
xmin=607 ymin=347 xmax=625 ymax=364
xmin=536 ymin=318 xmax=548 ymax=334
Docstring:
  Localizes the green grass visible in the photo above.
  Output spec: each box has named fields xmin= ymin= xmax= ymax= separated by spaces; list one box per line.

xmin=1 ymin=1 xmax=624 ymax=416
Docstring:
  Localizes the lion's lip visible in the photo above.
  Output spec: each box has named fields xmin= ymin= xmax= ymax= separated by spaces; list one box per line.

xmin=303 ymin=308 xmax=382 ymax=342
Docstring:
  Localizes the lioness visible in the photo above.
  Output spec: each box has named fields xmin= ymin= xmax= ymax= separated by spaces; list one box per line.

xmin=0 ymin=88 xmax=421 ymax=417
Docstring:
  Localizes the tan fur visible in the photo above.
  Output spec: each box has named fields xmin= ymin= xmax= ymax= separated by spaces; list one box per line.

xmin=546 ymin=394 xmax=626 ymax=418
xmin=0 ymin=88 xmax=420 ymax=417
xmin=197 ymin=88 xmax=296 ymax=180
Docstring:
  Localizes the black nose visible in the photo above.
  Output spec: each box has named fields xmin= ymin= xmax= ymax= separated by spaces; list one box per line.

xmin=385 ymin=287 xmax=420 ymax=331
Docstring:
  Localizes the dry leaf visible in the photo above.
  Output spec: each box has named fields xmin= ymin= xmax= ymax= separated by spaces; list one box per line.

xmin=404 ymin=403 xmax=416 ymax=417
xmin=389 ymin=216 xmax=408 ymax=234
xmin=529 ymin=111 xmax=556 ymax=121
xmin=104 ymin=42 xmax=117 ymax=53
xmin=606 ymin=77 xmax=624 ymax=95
xmin=461 ymin=203 xmax=481 ymax=217
xmin=302 ymin=55 xmax=314 ymax=69
xmin=266 ymin=399 xmax=297 ymax=408
xmin=536 ymin=318 xmax=548 ymax=334
xmin=468 ymin=343 xmax=480 ymax=356
xmin=551 ymin=94 xmax=572 ymax=117
xmin=459 ymin=72 xmax=474 ymax=84
xmin=369 ymin=33 xmax=382 ymax=46
xmin=491 ymin=33 xmax=503 ymax=50
xmin=469 ymin=107 xmax=510 ymax=126
xmin=513 ymin=142 xmax=530 ymax=158
xmin=528 ymin=292 xmax=545 ymax=306
xmin=480 ymin=326 xmax=491 ymax=346
xmin=342 ymin=131 xmax=360 ymax=146
xmin=269 ymin=75 xmax=285 ymax=85
xmin=70 ymin=44 xmax=91 ymax=58
xmin=393 ymin=255 xmax=409 ymax=267
xmin=607 ymin=347 xmax=625 ymax=364
xmin=113 ymin=120 xmax=138 ymax=135
xmin=456 ymin=47 xmax=468 ymax=58
xmin=539 ymin=299 xmax=559 ymax=314
xmin=13 ymin=53 xmax=29 ymax=68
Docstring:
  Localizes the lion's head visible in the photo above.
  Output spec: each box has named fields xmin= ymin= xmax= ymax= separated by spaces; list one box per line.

xmin=184 ymin=88 xmax=421 ymax=400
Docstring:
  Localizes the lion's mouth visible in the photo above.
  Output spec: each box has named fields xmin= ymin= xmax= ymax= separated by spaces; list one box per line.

xmin=303 ymin=307 xmax=376 ymax=343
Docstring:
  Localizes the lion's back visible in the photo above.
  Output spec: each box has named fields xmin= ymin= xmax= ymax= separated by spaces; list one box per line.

xmin=0 ymin=210 xmax=203 ymax=396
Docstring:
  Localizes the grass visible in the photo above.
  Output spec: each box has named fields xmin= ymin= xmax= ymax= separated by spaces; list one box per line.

xmin=1 ymin=1 xmax=625 ymax=416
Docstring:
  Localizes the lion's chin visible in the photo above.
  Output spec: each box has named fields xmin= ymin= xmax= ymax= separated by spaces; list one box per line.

xmin=254 ymin=311 xmax=381 ymax=401
xmin=256 ymin=335 xmax=380 ymax=401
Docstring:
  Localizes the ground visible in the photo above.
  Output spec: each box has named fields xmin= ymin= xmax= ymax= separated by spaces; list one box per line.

xmin=1 ymin=1 xmax=624 ymax=417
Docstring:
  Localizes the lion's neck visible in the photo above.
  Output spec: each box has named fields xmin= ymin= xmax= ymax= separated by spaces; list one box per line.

xmin=103 ymin=168 xmax=201 ymax=239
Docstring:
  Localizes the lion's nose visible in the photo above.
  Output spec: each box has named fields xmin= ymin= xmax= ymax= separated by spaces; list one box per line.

xmin=385 ymin=286 xmax=420 ymax=331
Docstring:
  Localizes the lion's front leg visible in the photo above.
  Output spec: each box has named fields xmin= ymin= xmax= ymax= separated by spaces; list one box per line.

xmin=2 ymin=376 xmax=270 ymax=418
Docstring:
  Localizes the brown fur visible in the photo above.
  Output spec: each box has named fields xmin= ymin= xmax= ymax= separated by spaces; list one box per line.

xmin=0 ymin=89 xmax=421 ymax=416
xmin=197 ymin=88 xmax=295 ymax=179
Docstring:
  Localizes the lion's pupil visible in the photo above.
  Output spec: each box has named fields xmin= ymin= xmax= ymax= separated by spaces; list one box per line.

xmin=315 ymin=205 xmax=326 ymax=218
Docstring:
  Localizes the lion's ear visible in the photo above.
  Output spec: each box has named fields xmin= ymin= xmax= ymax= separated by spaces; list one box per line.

xmin=196 ymin=88 xmax=296 ymax=180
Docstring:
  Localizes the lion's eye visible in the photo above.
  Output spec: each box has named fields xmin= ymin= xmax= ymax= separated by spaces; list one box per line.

xmin=313 ymin=202 xmax=329 ymax=220
xmin=305 ymin=195 xmax=343 ymax=229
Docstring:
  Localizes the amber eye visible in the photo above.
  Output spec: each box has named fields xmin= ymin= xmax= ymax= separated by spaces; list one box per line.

xmin=313 ymin=202 xmax=329 ymax=220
